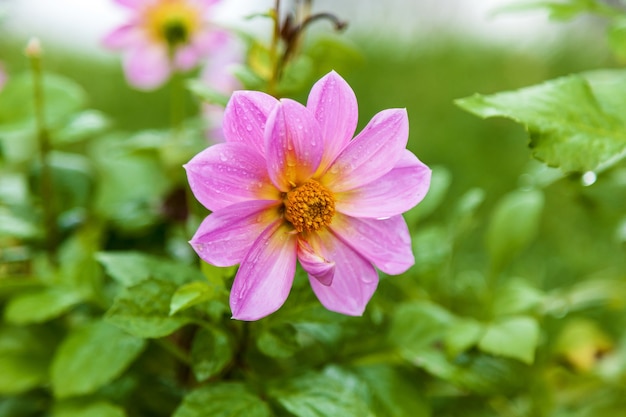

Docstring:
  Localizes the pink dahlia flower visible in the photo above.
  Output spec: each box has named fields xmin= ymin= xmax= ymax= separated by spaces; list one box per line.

xmin=185 ymin=71 xmax=431 ymax=320
xmin=103 ymin=0 xmax=224 ymax=89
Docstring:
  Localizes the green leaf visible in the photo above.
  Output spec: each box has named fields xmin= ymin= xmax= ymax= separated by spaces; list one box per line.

xmin=493 ymin=279 xmax=545 ymax=316
xmin=105 ymin=279 xmax=194 ymax=338
xmin=494 ymin=0 xmax=619 ymax=20
xmin=445 ymin=318 xmax=484 ymax=357
xmin=54 ymin=110 xmax=111 ymax=145
xmin=478 ymin=316 xmax=540 ymax=364
xmin=186 ymin=80 xmax=229 ymax=106
xmin=190 ymin=327 xmax=233 ymax=382
xmin=52 ymin=399 xmax=126 ymax=417
xmin=50 ymin=320 xmax=146 ymax=398
xmin=173 ymin=383 xmax=271 ymax=417
xmin=404 ymin=165 xmax=451 ymax=223
xmin=96 ymin=251 xmax=204 ymax=287
xmin=456 ymin=74 xmax=626 ymax=172
xmin=257 ymin=323 xmax=300 ymax=359
xmin=0 ymin=326 xmax=57 ymax=394
xmin=354 ymin=365 xmax=430 ymax=417
xmin=0 ymin=207 xmax=40 ymax=239
xmin=389 ymin=301 xmax=455 ymax=356
xmin=272 ymin=370 xmax=374 ymax=417
xmin=485 ymin=189 xmax=544 ymax=272
xmin=170 ymin=281 xmax=221 ymax=315
xmin=3 ymin=288 xmax=83 ymax=325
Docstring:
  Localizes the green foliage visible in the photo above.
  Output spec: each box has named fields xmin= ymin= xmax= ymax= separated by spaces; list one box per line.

xmin=2 ymin=5 xmax=626 ymax=416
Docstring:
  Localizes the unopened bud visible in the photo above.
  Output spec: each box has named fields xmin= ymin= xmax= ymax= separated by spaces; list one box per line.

xmin=25 ymin=37 xmax=42 ymax=58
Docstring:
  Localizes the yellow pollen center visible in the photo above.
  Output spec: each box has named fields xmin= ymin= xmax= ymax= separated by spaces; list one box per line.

xmin=284 ymin=180 xmax=335 ymax=233
xmin=143 ymin=0 xmax=200 ymax=46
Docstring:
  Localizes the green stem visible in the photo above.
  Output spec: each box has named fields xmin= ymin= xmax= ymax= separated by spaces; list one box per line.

xmin=170 ymin=69 xmax=186 ymax=140
xmin=28 ymin=40 xmax=57 ymax=257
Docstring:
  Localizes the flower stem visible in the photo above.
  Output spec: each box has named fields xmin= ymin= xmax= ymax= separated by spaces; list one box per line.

xmin=27 ymin=39 xmax=58 ymax=257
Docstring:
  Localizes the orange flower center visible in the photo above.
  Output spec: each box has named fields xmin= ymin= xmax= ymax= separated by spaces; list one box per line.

xmin=284 ymin=180 xmax=335 ymax=233
xmin=143 ymin=0 xmax=201 ymax=47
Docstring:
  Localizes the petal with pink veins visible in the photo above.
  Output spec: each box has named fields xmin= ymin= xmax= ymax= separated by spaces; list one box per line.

xmin=124 ymin=45 xmax=170 ymax=90
xmin=185 ymin=142 xmax=280 ymax=212
xmin=297 ymin=239 xmax=335 ymax=286
xmin=322 ymin=108 xmax=409 ymax=192
xmin=334 ymin=150 xmax=431 ymax=218
xmin=190 ymin=200 xmax=281 ymax=267
xmin=230 ymin=222 xmax=298 ymax=321
xmin=307 ymin=70 xmax=358 ymax=174
xmin=265 ymin=99 xmax=323 ymax=191
xmin=223 ymin=91 xmax=278 ymax=156
xmin=330 ymin=214 xmax=414 ymax=275
xmin=307 ymin=230 xmax=378 ymax=316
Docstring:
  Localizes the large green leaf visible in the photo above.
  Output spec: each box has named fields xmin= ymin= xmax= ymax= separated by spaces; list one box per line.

xmin=173 ymin=383 xmax=270 ymax=417
xmin=456 ymin=74 xmax=626 ymax=172
xmin=271 ymin=369 xmax=374 ymax=417
xmin=170 ymin=281 xmax=221 ymax=315
xmin=105 ymin=279 xmax=195 ymax=338
xmin=256 ymin=322 xmax=300 ymax=359
xmin=50 ymin=320 xmax=145 ymax=398
xmin=478 ymin=316 xmax=540 ymax=364
xmin=3 ymin=288 xmax=83 ymax=325
xmin=52 ymin=399 xmax=126 ymax=417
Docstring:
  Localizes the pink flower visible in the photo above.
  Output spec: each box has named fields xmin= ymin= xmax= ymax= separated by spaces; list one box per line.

xmin=185 ymin=71 xmax=431 ymax=320
xmin=103 ymin=0 xmax=224 ymax=89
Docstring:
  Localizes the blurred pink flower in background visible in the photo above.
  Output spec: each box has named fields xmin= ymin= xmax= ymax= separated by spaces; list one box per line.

xmin=185 ymin=71 xmax=432 ymax=320
xmin=200 ymin=30 xmax=243 ymax=142
xmin=103 ymin=0 xmax=225 ymax=89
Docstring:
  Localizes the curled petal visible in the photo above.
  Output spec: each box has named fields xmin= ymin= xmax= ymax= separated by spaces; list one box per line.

xmin=190 ymin=200 xmax=280 ymax=267
xmin=307 ymin=70 xmax=357 ymax=174
xmin=230 ymin=222 xmax=298 ymax=321
xmin=335 ymin=150 xmax=431 ymax=218
xmin=265 ymin=99 xmax=323 ymax=191
xmin=297 ymin=239 xmax=335 ymax=286
xmin=322 ymin=108 xmax=409 ymax=192
xmin=124 ymin=45 xmax=170 ymax=90
xmin=330 ymin=214 xmax=414 ymax=275
xmin=223 ymin=91 xmax=278 ymax=156
xmin=307 ymin=230 xmax=378 ymax=316
xmin=185 ymin=142 xmax=280 ymax=212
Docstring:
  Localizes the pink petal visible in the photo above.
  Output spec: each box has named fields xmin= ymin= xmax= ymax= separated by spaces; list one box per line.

xmin=265 ymin=99 xmax=323 ymax=192
xmin=223 ymin=91 xmax=278 ymax=156
xmin=334 ymin=150 xmax=431 ymax=218
xmin=321 ymin=108 xmax=409 ymax=192
xmin=124 ymin=44 xmax=171 ymax=90
xmin=173 ymin=44 xmax=201 ymax=71
xmin=330 ymin=214 xmax=414 ymax=275
xmin=297 ymin=239 xmax=335 ymax=286
xmin=113 ymin=0 xmax=145 ymax=9
xmin=190 ymin=200 xmax=280 ymax=267
xmin=306 ymin=71 xmax=358 ymax=174
xmin=184 ymin=142 xmax=280 ymax=212
xmin=306 ymin=230 xmax=378 ymax=316
xmin=102 ymin=24 xmax=142 ymax=49
xmin=230 ymin=221 xmax=298 ymax=321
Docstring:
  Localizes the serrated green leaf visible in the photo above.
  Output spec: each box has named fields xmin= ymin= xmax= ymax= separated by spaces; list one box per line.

xmin=272 ymin=370 xmax=374 ymax=417
xmin=257 ymin=323 xmax=300 ymax=359
xmin=50 ymin=320 xmax=145 ymax=398
xmin=173 ymin=383 xmax=270 ymax=417
xmin=105 ymin=279 xmax=194 ymax=338
xmin=485 ymin=189 xmax=544 ymax=272
xmin=456 ymin=75 xmax=626 ymax=172
xmin=3 ymin=288 xmax=83 ymax=325
xmin=52 ymin=399 xmax=126 ymax=417
xmin=190 ymin=327 xmax=233 ymax=382
xmin=170 ymin=281 xmax=221 ymax=315
xmin=354 ymin=365 xmax=430 ymax=417
xmin=478 ymin=316 xmax=540 ymax=364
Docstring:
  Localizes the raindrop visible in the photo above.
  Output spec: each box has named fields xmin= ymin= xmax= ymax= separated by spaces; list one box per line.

xmin=246 ymin=124 xmax=253 ymax=132
xmin=219 ymin=152 xmax=228 ymax=162
xmin=581 ymin=171 xmax=597 ymax=186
